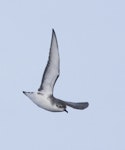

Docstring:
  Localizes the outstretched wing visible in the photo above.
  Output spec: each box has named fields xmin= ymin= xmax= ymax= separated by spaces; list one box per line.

xmin=38 ymin=29 xmax=60 ymax=95
xmin=64 ymin=101 xmax=89 ymax=110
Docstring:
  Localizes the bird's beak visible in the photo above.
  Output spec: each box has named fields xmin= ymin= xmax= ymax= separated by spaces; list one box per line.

xmin=65 ymin=109 xmax=68 ymax=113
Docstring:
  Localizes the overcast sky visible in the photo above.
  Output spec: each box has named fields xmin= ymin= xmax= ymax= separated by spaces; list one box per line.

xmin=0 ymin=0 xmax=125 ymax=150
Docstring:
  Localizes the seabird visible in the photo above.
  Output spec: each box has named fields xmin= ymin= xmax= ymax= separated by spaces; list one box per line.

xmin=23 ymin=29 xmax=89 ymax=113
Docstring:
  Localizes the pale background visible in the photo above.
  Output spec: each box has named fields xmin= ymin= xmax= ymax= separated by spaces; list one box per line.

xmin=0 ymin=0 xmax=125 ymax=150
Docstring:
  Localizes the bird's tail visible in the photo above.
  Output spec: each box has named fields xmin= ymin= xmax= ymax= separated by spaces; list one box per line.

xmin=64 ymin=101 xmax=89 ymax=110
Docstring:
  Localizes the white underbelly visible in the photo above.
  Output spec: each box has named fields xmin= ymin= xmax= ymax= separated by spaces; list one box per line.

xmin=34 ymin=97 xmax=53 ymax=111
xmin=26 ymin=92 xmax=60 ymax=112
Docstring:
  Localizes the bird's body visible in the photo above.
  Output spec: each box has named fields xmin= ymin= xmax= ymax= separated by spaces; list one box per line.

xmin=23 ymin=91 xmax=66 ymax=112
xmin=23 ymin=29 xmax=89 ymax=113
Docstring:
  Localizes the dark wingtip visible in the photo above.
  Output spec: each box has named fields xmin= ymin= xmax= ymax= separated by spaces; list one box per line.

xmin=52 ymin=29 xmax=56 ymax=38
xmin=83 ymin=102 xmax=89 ymax=109
xmin=52 ymin=28 xmax=55 ymax=34
xmin=86 ymin=102 xmax=89 ymax=107
xmin=51 ymin=28 xmax=58 ymax=48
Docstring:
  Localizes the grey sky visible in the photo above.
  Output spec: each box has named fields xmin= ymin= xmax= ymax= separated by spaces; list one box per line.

xmin=0 ymin=0 xmax=125 ymax=150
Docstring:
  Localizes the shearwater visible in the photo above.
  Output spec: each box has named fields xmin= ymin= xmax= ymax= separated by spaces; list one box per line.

xmin=23 ymin=29 xmax=89 ymax=113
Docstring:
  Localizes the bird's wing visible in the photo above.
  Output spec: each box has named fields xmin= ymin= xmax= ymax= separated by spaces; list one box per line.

xmin=38 ymin=29 xmax=60 ymax=95
xmin=64 ymin=101 xmax=89 ymax=110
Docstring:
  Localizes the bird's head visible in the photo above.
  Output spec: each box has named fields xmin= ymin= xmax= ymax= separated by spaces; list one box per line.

xmin=56 ymin=103 xmax=68 ymax=113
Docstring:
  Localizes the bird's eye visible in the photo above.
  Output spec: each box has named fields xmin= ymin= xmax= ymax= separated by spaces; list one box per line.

xmin=56 ymin=104 xmax=63 ymax=108
xmin=37 ymin=92 xmax=43 ymax=95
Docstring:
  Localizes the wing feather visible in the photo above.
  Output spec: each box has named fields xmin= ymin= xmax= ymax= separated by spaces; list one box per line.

xmin=38 ymin=29 xmax=60 ymax=95
xmin=64 ymin=101 xmax=89 ymax=110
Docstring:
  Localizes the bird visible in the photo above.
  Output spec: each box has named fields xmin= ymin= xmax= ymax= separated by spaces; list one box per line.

xmin=23 ymin=29 xmax=89 ymax=113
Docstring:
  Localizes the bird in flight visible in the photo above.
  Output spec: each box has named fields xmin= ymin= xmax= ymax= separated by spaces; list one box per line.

xmin=23 ymin=29 xmax=89 ymax=113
